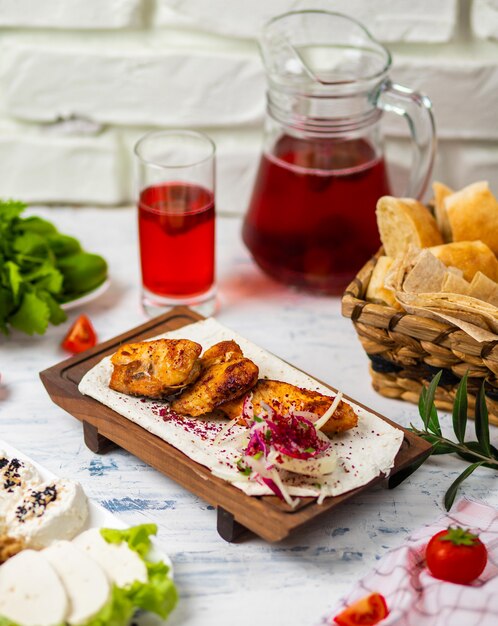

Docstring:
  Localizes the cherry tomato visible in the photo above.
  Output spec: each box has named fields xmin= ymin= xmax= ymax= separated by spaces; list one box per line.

xmin=425 ymin=525 xmax=487 ymax=584
xmin=334 ymin=593 xmax=389 ymax=626
xmin=61 ymin=314 xmax=97 ymax=354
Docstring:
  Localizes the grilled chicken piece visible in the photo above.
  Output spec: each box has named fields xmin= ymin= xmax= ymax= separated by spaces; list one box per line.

xmin=200 ymin=340 xmax=243 ymax=369
xmin=219 ymin=379 xmax=358 ymax=435
xmin=171 ymin=341 xmax=259 ymax=416
xmin=109 ymin=338 xmax=202 ymax=399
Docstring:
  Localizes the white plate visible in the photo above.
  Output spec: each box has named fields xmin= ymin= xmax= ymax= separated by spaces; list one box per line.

xmin=0 ymin=439 xmax=173 ymax=586
xmin=61 ymin=278 xmax=111 ymax=311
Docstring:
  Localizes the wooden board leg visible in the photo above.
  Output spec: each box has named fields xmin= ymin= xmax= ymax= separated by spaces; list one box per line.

xmin=217 ymin=507 xmax=248 ymax=543
xmin=83 ymin=421 xmax=117 ymax=454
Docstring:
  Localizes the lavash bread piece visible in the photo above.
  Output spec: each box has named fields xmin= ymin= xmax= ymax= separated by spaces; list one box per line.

xmin=470 ymin=272 xmax=498 ymax=306
xmin=441 ymin=271 xmax=472 ymax=296
xmin=376 ymin=196 xmax=443 ymax=258
xmin=432 ymin=181 xmax=453 ymax=242
xmin=429 ymin=241 xmax=498 ymax=283
xmin=444 ymin=181 xmax=498 ymax=255
xmin=365 ymin=256 xmax=402 ymax=309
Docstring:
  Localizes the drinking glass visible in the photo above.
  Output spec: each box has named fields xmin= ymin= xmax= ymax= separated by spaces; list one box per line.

xmin=134 ymin=130 xmax=216 ymax=316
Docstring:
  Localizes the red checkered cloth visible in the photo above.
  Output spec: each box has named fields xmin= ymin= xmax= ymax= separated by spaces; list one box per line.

xmin=331 ymin=499 xmax=498 ymax=626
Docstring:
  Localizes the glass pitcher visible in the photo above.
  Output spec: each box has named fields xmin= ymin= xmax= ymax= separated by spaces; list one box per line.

xmin=243 ymin=10 xmax=436 ymax=294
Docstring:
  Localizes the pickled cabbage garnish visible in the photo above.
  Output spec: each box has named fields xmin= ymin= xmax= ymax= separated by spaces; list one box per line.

xmin=234 ymin=405 xmax=337 ymax=507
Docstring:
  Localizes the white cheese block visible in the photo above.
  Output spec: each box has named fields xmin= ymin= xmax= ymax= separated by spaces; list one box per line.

xmin=43 ymin=540 xmax=111 ymax=626
xmin=6 ymin=478 xmax=88 ymax=549
xmin=0 ymin=451 xmax=42 ymax=511
xmin=73 ymin=528 xmax=148 ymax=588
xmin=0 ymin=549 xmax=68 ymax=626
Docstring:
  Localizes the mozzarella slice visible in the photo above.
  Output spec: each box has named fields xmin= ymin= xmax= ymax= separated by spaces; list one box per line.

xmin=0 ymin=452 xmax=42 ymax=527
xmin=6 ymin=478 xmax=88 ymax=549
xmin=0 ymin=549 xmax=68 ymax=626
xmin=43 ymin=540 xmax=111 ymax=625
xmin=73 ymin=528 xmax=148 ymax=588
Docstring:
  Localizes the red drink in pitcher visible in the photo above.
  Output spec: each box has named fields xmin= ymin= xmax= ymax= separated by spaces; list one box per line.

xmin=243 ymin=135 xmax=391 ymax=294
xmin=138 ymin=182 xmax=215 ymax=297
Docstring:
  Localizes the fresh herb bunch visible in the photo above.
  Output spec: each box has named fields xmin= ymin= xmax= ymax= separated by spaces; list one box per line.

xmin=0 ymin=199 xmax=108 ymax=335
xmin=411 ymin=370 xmax=497 ymax=510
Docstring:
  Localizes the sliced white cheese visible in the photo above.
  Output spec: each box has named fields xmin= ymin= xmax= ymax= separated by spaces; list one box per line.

xmin=0 ymin=451 xmax=42 ymax=515
xmin=73 ymin=528 xmax=148 ymax=588
xmin=43 ymin=540 xmax=111 ymax=626
xmin=0 ymin=549 xmax=68 ymax=626
xmin=6 ymin=478 xmax=88 ymax=549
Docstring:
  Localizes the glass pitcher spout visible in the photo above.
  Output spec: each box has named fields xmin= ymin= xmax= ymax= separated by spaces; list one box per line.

xmin=260 ymin=10 xmax=393 ymax=135
xmin=244 ymin=10 xmax=436 ymax=295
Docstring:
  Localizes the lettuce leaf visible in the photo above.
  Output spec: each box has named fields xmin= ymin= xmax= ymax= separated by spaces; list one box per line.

xmin=129 ymin=560 xmax=178 ymax=619
xmin=100 ymin=524 xmax=157 ymax=559
xmin=82 ymin=586 xmax=134 ymax=626
xmin=0 ymin=616 xmax=20 ymax=626
xmin=100 ymin=524 xmax=178 ymax=620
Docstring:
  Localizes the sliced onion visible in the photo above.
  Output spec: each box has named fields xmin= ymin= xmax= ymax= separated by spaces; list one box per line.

xmin=275 ymin=449 xmax=337 ymax=477
xmin=268 ymin=469 xmax=300 ymax=508
xmin=313 ymin=392 xmax=343 ymax=431
xmin=259 ymin=401 xmax=274 ymax=417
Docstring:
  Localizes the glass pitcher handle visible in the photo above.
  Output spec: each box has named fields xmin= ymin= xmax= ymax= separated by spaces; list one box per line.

xmin=377 ymin=80 xmax=436 ymax=199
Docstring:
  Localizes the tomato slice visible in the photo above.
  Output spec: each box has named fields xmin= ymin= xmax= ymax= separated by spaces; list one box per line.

xmin=61 ymin=314 xmax=97 ymax=354
xmin=334 ymin=593 xmax=389 ymax=626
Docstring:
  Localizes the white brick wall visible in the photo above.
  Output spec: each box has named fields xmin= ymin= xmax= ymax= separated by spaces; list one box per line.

xmin=472 ymin=0 xmax=498 ymax=40
xmin=0 ymin=0 xmax=143 ymax=29
xmin=0 ymin=34 xmax=265 ymax=127
xmin=0 ymin=0 xmax=496 ymax=210
xmin=154 ymin=0 xmax=458 ymax=42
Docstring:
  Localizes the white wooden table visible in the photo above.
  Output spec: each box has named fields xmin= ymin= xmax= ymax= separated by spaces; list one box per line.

xmin=3 ymin=207 xmax=497 ymax=625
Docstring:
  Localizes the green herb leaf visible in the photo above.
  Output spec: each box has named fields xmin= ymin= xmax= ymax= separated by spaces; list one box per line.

xmin=236 ymin=458 xmax=252 ymax=476
xmin=8 ymin=290 xmax=50 ymax=335
xmin=420 ymin=371 xmax=442 ymax=432
xmin=455 ymin=441 xmax=498 ymax=468
xmin=452 ymin=372 xmax=468 ymax=444
xmin=3 ymin=261 xmax=23 ymax=303
xmin=20 ymin=216 xmax=57 ymax=235
xmin=475 ymin=382 xmax=491 ymax=457
xmin=37 ymin=291 xmax=67 ymax=326
xmin=0 ymin=199 xmax=26 ymax=223
xmin=0 ymin=197 xmax=107 ymax=334
xmin=418 ymin=385 xmax=428 ymax=426
xmin=13 ymin=231 xmax=49 ymax=257
xmin=0 ymin=287 xmax=14 ymax=334
xmin=58 ymin=252 xmax=107 ymax=297
xmin=444 ymin=462 xmax=484 ymax=511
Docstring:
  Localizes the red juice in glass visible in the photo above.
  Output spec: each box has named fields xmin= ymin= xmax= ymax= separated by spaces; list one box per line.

xmin=243 ymin=135 xmax=391 ymax=294
xmin=138 ymin=182 xmax=215 ymax=298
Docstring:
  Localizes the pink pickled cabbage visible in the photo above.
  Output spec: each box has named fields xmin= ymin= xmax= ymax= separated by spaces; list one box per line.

xmin=245 ymin=409 xmax=329 ymax=460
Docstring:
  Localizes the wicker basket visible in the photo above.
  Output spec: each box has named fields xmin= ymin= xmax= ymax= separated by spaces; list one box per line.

xmin=341 ymin=252 xmax=498 ymax=426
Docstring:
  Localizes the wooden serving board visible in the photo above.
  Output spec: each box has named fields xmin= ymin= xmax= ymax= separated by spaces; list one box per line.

xmin=40 ymin=307 xmax=432 ymax=543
